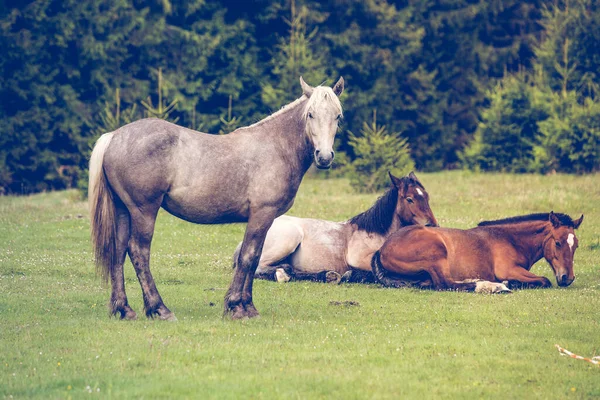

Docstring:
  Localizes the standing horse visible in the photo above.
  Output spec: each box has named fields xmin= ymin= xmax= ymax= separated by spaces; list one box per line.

xmin=89 ymin=77 xmax=344 ymax=320
xmin=372 ymin=212 xmax=583 ymax=292
xmin=240 ymin=172 xmax=437 ymax=283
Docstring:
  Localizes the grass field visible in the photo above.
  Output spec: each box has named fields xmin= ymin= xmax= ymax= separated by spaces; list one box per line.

xmin=1 ymin=171 xmax=599 ymax=399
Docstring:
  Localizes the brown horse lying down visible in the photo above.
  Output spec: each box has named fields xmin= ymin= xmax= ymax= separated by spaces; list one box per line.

xmin=372 ymin=212 xmax=583 ymax=292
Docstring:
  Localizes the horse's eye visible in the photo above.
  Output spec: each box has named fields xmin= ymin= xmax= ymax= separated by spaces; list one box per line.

xmin=308 ymin=112 xmax=314 ymax=119
xmin=407 ymin=197 xmax=414 ymax=204
xmin=555 ymin=241 xmax=562 ymax=248
xmin=336 ymin=114 xmax=341 ymax=120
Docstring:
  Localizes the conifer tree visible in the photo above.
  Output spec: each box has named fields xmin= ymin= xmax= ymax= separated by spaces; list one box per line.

xmin=141 ymin=68 xmax=180 ymax=123
xmin=347 ymin=110 xmax=415 ymax=193
xmin=218 ymin=95 xmax=242 ymax=134
xmin=261 ymin=0 xmax=327 ymax=110
xmin=461 ymin=74 xmax=550 ymax=172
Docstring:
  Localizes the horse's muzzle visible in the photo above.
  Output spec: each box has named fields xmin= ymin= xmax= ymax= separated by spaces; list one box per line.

xmin=557 ymin=274 xmax=574 ymax=287
xmin=314 ymin=150 xmax=334 ymax=169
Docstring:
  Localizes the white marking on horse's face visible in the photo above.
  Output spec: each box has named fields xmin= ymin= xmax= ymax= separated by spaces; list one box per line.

xmin=567 ymin=233 xmax=575 ymax=250
xmin=416 ymin=188 xmax=423 ymax=196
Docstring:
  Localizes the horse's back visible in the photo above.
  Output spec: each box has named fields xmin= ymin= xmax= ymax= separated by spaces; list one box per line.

xmin=101 ymin=118 xmax=290 ymax=223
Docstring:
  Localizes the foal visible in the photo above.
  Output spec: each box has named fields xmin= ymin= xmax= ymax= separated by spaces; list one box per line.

xmin=245 ymin=172 xmax=437 ymax=283
xmin=372 ymin=212 xmax=583 ymax=291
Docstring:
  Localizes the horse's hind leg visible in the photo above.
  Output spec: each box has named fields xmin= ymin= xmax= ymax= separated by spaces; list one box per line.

xmin=109 ymin=202 xmax=137 ymax=320
xmin=255 ymin=264 xmax=294 ymax=282
xmin=127 ymin=203 xmax=175 ymax=321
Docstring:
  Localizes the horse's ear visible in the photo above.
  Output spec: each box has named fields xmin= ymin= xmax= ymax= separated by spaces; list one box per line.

xmin=388 ymin=171 xmax=403 ymax=191
xmin=332 ymin=77 xmax=344 ymax=97
xmin=573 ymin=214 xmax=584 ymax=229
xmin=549 ymin=211 xmax=561 ymax=228
xmin=408 ymin=171 xmax=422 ymax=187
xmin=300 ymin=76 xmax=314 ymax=97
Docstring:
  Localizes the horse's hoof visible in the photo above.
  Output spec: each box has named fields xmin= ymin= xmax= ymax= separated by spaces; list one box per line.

xmin=229 ymin=304 xmax=248 ymax=320
xmin=275 ymin=268 xmax=291 ymax=283
xmin=340 ymin=271 xmax=353 ymax=284
xmin=495 ymin=282 xmax=512 ymax=294
xmin=325 ymin=271 xmax=342 ymax=284
xmin=123 ymin=309 xmax=138 ymax=320
xmin=244 ymin=303 xmax=260 ymax=318
xmin=159 ymin=312 xmax=177 ymax=321
xmin=475 ymin=281 xmax=512 ymax=294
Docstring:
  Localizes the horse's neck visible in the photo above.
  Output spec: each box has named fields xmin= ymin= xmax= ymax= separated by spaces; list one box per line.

xmin=493 ymin=222 xmax=550 ymax=268
xmin=239 ymin=99 xmax=313 ymax=171
xmin=387 ymin=216 xmax=405 ymax=237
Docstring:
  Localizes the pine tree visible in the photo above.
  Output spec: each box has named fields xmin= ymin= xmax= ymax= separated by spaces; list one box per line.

xmin=347 ymin=110 xmax=415 ymax=193
xmin=95 ymin=88 xmax=138 ymax=136
xmin=218 ymin=95 xmax=242 ymax=134
xmin=141 ymin=68 xmax=180 ymax=123
xmin=461 ymin=74 xmax=550 ymax=172
xmin=261 ymin=0 xmax=327 ymax=110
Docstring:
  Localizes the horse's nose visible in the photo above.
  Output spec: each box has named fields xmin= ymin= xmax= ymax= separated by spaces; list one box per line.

xmin=426 ymin=217 xmax=439 ymax=227
xmin=558 ymin=274 xmax=573 ymax=287
xmin=314 ymin=150 xmax=334 ymax=168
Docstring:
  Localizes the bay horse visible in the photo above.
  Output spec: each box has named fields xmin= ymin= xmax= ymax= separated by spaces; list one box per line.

xmin=89 ymin=77 xmax=344 ymax=320
xmin=240 ymin=172 xmax=437 ymax=283
xmin=372 ymin=212 xmax=583 ymax=292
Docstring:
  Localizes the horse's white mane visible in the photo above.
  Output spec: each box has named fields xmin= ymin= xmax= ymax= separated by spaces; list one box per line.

xmin=239 ymin=85 xmax=342 ymax=131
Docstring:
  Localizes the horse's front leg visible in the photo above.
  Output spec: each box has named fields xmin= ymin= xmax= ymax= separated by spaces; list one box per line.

xmin=498 ymin=266 xmax=552 ymax=289
xmin=225 ymin=208 xmax=278 ymax=319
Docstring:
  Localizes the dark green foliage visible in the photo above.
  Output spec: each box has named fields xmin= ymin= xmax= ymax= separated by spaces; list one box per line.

xmin=462 ymin=75 xmax=550 ymax=172
xmin=347 ymin=111 xmax=415 ymax=193
xmin=218 ymin=95 xmax=242 ymax=135
xmin=140 ymin=68 xmax=179 ymax=123
xmin=1 ymin=0 xmax=599 ymax=193
xmin=538 ymin=94 xmax=600 ymax=173
xmin=462 ymin=0 xmax=600 ymax=174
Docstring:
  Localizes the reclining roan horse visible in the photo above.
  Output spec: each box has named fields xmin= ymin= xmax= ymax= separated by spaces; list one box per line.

xmin=372 ymin=212 xmax=583 ymax=292
xmin=88 ymin=77 xmax=344 ymax=320
xmin=238 ymin=172 xmax=437 ymax=284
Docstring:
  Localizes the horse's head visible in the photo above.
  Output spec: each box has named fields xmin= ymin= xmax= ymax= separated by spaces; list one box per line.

xmin=389 ymin=171 xmax=438 ymax=227
xmin=300 ymin=76 xmax=344 ymax=169
xmin=544 ymin=212 xmax=584 ymax=287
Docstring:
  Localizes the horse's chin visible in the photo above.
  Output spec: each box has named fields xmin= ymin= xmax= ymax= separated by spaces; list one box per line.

xmin=315 ymin=162 xmax=332 ymax=170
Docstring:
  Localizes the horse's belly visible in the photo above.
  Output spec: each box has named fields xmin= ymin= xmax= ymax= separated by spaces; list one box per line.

xmin=162 ymin=190 xmax=249 ymax=224
xmin=290 ymin=220 xmax=348 ymax=274
xmin=291 ymin=244 xmax=347 ymax=274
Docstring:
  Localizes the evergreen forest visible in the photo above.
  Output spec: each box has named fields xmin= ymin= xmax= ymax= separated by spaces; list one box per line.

xmin=1 ymin=0 xmax=599 ymax=194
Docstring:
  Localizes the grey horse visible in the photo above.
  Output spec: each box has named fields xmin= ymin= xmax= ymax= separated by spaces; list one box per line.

xmin=88 ymin=77 xmax=344 ymax=320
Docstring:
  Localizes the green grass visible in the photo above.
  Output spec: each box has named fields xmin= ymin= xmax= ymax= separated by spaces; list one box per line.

xmin=1 ymin=172 xmax=599 ymax=399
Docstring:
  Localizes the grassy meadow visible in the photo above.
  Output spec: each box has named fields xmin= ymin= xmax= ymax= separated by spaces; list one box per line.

xmin=1 ymin=172 xmax=599 ymax=399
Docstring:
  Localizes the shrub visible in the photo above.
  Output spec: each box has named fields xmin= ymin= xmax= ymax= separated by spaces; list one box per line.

xmin=461 ymin=75 xmax=550 ymax=172
xmin=537 ymin=93 xmax=600 ymax=173
xmin=347 ymin=110 xmax=415 ymax=193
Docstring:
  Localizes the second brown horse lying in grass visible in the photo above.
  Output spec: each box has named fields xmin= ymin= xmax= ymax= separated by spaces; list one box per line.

xmin=372 ymin=212 xmax=583 ymax=292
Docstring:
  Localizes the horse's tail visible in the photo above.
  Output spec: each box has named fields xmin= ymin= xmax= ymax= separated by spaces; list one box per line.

xmin=371 ymin=250 xmax=407 ymax=288
xmin=89 ymin=132 xmax=117 ymax=283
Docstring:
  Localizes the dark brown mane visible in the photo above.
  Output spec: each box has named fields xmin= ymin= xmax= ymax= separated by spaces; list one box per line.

xmin=349 ymin=187 xmax=398 ymax=235
xmin=478 ymin=213 xmax=575 ymax=227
